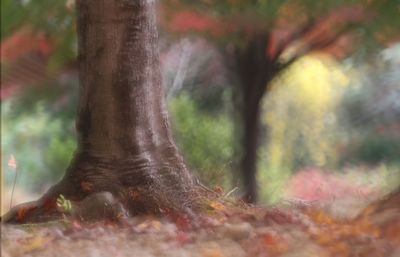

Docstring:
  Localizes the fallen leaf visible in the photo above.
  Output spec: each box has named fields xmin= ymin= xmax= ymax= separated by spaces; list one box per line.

xmin=17 ymin=207 xmax=30 ymax=221
xmin=175 ymin=215 xmax=192 ymax=231
xmin=202 ymin=248 xmax=226 ymax=257
xmin=209 ymin=201 xmax=225 ymax=211
xmin=21 ymin=235 xmax=54 ymax=253
xmin=136 ymin=220 xmax=162 ymax=232
xmin=8 ymin=154 xmax=17 ymax=170
xmin=262 ymin=233 xmax=288 ymax=256
xmin=213 ymin=186 xmax=224 ymax=195
xmin=176 ymin=231 xmax=191 ymax=244
xmin=80 ymin=181 xmax=94 ymax=192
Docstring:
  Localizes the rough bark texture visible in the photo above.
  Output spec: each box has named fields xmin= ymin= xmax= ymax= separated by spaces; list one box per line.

xmin=2 ymin=0 xmax=198 ymax=223
xmin=234 ymin=35 xmax=279 ymax=203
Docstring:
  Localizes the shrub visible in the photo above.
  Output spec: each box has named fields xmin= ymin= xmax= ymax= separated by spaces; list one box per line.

xmin=1 ymin=100 xmax=76 ymax=192
xmin=169 ymin=93 xmax=234 ymax=187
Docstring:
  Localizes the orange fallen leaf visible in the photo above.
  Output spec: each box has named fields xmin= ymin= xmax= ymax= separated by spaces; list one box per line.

xmin=202 ymin=248 xmax=226 ymax=257
xmin=136 ymin=220 xmax=162 ymax=232
xmin=262 ymin=233 xmax=288 ymax=256
xmin=129 ymin=190 xmax=141 ymax=201
xmin=209 ymin=201 xmax=225 ymax=211
xmin=22 ymin=235 xmax=54 ymax=253
xmin=327 ymin=241 xmax=350 ymax=257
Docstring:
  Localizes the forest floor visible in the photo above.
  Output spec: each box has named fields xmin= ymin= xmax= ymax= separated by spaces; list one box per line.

xmin=2 ymin=193 xmax=400 ymax=257
xmin=2 ymin=168 xmax=400 ymax=257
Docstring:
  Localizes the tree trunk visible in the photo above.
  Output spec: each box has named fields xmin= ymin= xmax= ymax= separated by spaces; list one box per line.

xmin=357 ymin=187 xmax=400 ymax=232
xmin=235 ymin=35 xmax=279 ymax=203
xmin=3 ymin=0 xmax=198 ymax=223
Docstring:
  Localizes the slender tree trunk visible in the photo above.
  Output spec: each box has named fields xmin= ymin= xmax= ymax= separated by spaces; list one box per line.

xmin=235 ymin=35 xmax=279 ymax=203
xmin=241 ymin=93 xmax=262 ymax=203
xmin=3 ymin=0 xmax=197 ymax=223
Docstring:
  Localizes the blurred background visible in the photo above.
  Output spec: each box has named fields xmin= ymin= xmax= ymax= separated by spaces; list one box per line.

xmin=1 ymin=0 xmax=400 ymax=214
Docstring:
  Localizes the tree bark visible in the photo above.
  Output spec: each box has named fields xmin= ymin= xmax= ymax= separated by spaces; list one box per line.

xmin=3 ymin=0 xmax=198 ymax=223
xmin=357 ymin=187 xmax=400 ymax=232
xmin=235 ymin=35 xmax=279 ymax=203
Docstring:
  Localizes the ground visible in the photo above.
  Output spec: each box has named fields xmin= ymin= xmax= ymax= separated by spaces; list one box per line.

xmin=2 ymin=192 xmax=400 ymax=257
xmin=2 ymin=168 xmax=400 ymax=257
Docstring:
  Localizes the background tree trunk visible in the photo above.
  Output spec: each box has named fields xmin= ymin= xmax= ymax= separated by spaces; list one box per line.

xmin=3 ymin=0 xmax=197 ymax=223
xmin=235 ymin=35 xmax=279 ymax=203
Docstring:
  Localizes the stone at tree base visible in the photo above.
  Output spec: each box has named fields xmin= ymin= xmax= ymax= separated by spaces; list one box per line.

xmin=72 ymin=192 xmax=129 ymax=222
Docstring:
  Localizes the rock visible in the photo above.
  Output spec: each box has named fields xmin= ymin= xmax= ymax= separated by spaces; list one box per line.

xmin=74 ymin=192 xmax=128 ymax=222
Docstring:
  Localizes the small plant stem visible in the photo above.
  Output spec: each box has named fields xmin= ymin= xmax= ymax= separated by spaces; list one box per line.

xmin=224 ymin=187 xmax=239 ymax=198
xmin=10 ymin=168 xmax=18 ymax=209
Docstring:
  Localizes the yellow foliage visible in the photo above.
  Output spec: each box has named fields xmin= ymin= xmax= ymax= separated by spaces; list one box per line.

xmin=263 ymin=54 xmax=349 ymax=170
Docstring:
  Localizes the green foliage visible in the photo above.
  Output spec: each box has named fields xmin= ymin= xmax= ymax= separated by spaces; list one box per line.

xmin=2 ymin=90 xmax=234 ymax=193
xmin=357 ymin=135 xmax=400 ymax=164
xmin=338 ymin=52 xmax=400 ymax=166
xmin=1 ymin=0 xmax=28 ymax=39
xmin=169 ymin=93 xmax=233 ymax=186
xmin=174 ymin=0 xmax=359 ymax=20
xmin=56 ymin=194 xmax=72 ymax=213
xmin=1 ymin=100 xmax=76 ymax=192
xmin=257 ymin=152 xmax=292 ymax=204
xmin=342 ymin=133 xmax=400 ymax=165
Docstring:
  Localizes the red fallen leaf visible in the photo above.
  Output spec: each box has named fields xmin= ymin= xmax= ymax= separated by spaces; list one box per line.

xmin=72 ymin=220 xmax=83 ymax=230
xmin=8 ymin=155 xmax=17 ymax=170
xmin=17 ymin=207 xmax=30 ymax=221
xmin=175 ymin=215 xmax=192 ymax=231
xmin=264 ymin=209 xmax=294 ymax=225
xmin=385 ymin=222 xmax=400 ymax=243
xmin=166 ymin=212 xmax=193 ymax=231
xmin=213 ymin=186 xmax=224 ymax=195
xmin=43 ymin=198 xmax=57 ymax=210
xmin=262 ymin=233 xmax=288 ymax=256
xmin=81 ymin=181 xmax=94 ymax=192
xmin=263 ymin=233 xmax=279 ymax=245
xmin=176 ymin=231 xmax=191 ymax=244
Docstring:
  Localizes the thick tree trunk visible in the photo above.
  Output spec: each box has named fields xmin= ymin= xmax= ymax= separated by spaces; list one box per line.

xmin=3 ymin=0 xmax=197 ymax=223
xmin=235 ymin=35 xmax=279 ymax=203
xmin=357 ymin=187 xmax=400 ymax=232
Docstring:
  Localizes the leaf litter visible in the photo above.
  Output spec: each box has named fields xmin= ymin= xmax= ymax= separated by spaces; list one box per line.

xmin=1 ymin=194 xmax=399 ymax=257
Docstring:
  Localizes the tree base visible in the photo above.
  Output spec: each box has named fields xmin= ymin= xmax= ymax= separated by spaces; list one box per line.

xmin=357 ymin=187 xmax=400 ymax=227
xmin=2 ymin=155 xmax=203 ymax=224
